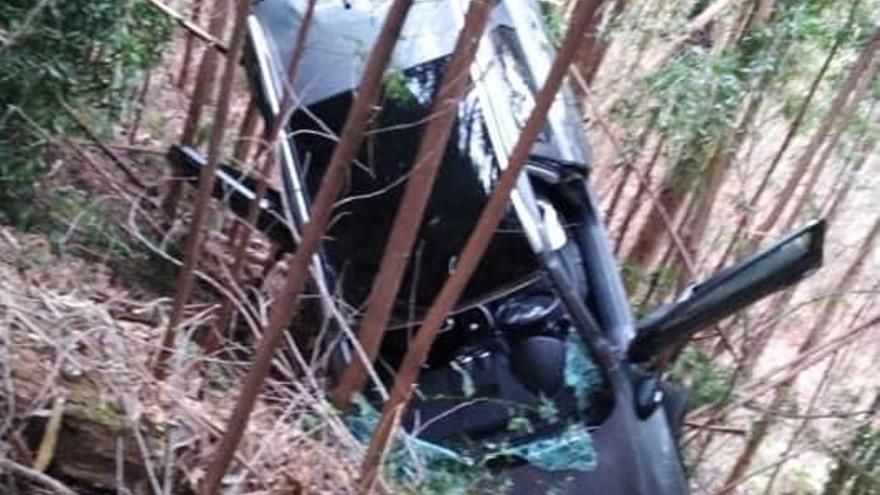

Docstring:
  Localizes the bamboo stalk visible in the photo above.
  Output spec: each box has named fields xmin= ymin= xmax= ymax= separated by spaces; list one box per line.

xmin=356 ymin=0 xmax=607 ymax=491
xmin=200 ymin=1 xmax=415 ymax=491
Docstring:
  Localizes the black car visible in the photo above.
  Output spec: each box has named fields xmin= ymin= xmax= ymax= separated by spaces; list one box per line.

xmin=170 ymin=0 xmax=825 ymax=492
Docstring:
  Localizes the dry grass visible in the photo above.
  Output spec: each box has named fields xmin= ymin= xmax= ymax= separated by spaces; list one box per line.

xmin=0 ymin=178 xmax=368 ymax=494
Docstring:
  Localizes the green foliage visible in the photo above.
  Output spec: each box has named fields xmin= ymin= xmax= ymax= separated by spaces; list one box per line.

xmin=48 ymin=187 xmax=138 ymax=260
xmin=538 ymin=0 xmax=565 ymax=46
xmin=617 ymin=47 xmax=746 ymax=192
xmin=383 ymin=68 xmax=416 ymax=106
xmin=614 ymin=0 xmax=875 ymax=195
xmin=621 ymin=260 xmax=646 ymax=293
xmin=770 ymin=0 xmax=877 ymax=132
xmin=823 ymin=423 xmax=880 ymax=495
xmin=668 ymin=346 xmax=732 ymax=410
xmin=45 ymin=185 xmax=180 ymax=292
xmin=0 ymin=0 xmax=172 ymax=226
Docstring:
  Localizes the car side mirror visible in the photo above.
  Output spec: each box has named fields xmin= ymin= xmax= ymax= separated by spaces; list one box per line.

xmin=628 ymin=220 xmax=826 ymax=363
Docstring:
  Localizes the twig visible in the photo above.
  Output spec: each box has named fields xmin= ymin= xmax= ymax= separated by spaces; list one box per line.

xmin=693 ymin=313 xmax=880 ymax=419
xmin=59 ymin=101 xmax=150 ymax=190
xmin=201 ymin=0 xmax=415 ymax=492
xmin=73 ymin=140 xmax=167 ymax=156
xmin=0 ymin=0 xmax=54 ymax=54
xmin=684 ymin=421 xmax=746 ymax=436
xmin=330 ymin=0 xmax=493 ymax=409
xmin=152 ymin=0 xmax=252 ymax=377
xmin=145 ymin=0 xmax=229 ymax=54
xmin=0 ymin=458 xmax=78 ymax=495
xmin=32 ymin=395 xmax=66 ymax=472
xmin=357 ymin=0 xmax=608 ymax=491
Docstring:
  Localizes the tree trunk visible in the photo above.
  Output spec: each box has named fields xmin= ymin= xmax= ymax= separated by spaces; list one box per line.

xmin=750 ymin=29 xmax=879 ymax=246
xmin=161 ymin=0 xmax=232 ymax=219
xmin=762 ymin=288 xmax=878 ymax=495
xmin=578 ymin=0 xmax=628 ymax=84
xmin=625 ymin=151 xmax=697 ymax=268
xmin=723 ymin=215 xmax=880 ymax=490
xmin=605 ymin=116 xmax=656 ymax=223
xmin=331 ymin=0 xmax=495 ymax=408
xmin=177 ymin=0 xmax=206 ymax=88
xmin=6 ymin=345 xmax=164 ymax=493
xmin=780 ymin=56 xmax=879 ymax=231
xmin=676 ymin=67 xmax=770 ymax=287
xmin=614 ymin=134 xmax=664 ymax=253
xmin=200 ymin=0 xmax=417 ymax=489
xmin=823 ymin=131 xmax=876 ymax=221
xmin=711 ymin=13 xmax=858 ymax=271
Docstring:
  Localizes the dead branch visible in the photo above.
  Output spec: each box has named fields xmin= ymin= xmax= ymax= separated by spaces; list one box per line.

xmin=60 ymin=101 xmax=150 ymax=191
xmin=0 ymin=458 xmax=78 ymax=495
xmin=152 ymin=0 xmax=253 ymax=376
xmin=145 ymin=0 xmax=229 ymax=54
xmin=201 ymin=0 xmax=415 ymax=491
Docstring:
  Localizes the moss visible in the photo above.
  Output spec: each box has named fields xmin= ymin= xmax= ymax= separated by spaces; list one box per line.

xmin=66 ymin=379 xmax=125 ymax=432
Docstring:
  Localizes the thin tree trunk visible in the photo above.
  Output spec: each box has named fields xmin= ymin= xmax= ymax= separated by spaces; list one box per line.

xmin=711 ymin=16 xmax=856 ymax=271
xmin=605 ymin=116 xmax=656 ymax=223
xmin=601 ymin=0 xmax=746 ymax=115
xmin=780 ymin=56 xmax=878 ymax=231
xmin=205 ymin=0 xmax=317 ymax=353
xmin=726 ymin=0 xmax=758 ymax=47
xmin=762 ymin=289 xmax=878 ymax=494
xmin=750 ymin=29 xmax=879 ymax=245
xmin=625 ymin=149 xmax=699 ymax=268
xmin=331 ymin=0 xmax=494 ymax=408
xmin=357 ymin=1 xmax=607 ymax=490
xmin=579 ymin=0 xmax=628 ymax=84
xmin=161 ymin=0 xmax=232 ymax=219
xmin=823 ymin=133 xmax=876 ymax=221
xmin=723 ymin=214 xmax=880 ymax=490
xmin=200 ymin=1 xmax=415 ymax=491
xmin=822 ymin=391 xmax=880 ymax=495
xmin=128 ymin=69 xmax=153 ymax=145
xmin=676 ymin=77 xmax=767 ymax=288
xmin=678 ymin=0 xmax=789 ymax=276
xmin=614 ymin=134 xmax=664 ymax=254
xmin=151 ymin=0 xmax=250 ymax=376
xmin=231 ymin=97 xmax=261 ymax=167
xmin=177 ymin=0 xmax=205 ymax=88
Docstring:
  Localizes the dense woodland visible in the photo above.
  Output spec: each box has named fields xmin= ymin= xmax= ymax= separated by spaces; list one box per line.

xmin=0 ymin=0 xmax=878 ymax=493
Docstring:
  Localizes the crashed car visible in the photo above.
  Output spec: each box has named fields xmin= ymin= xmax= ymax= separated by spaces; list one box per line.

xmin=168 ymin=0 xmax=826 ymax=492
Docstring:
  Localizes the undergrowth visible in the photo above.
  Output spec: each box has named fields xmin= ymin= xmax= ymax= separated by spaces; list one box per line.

xmin=0 ymin=0 xmax=172 ymax=227
xmin=668 ymin=345 xmax=732 ymax=411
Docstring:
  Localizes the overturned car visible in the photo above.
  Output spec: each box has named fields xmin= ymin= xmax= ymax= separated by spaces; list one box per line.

xmin=169 ymin=0 xmax=826 ymax=492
